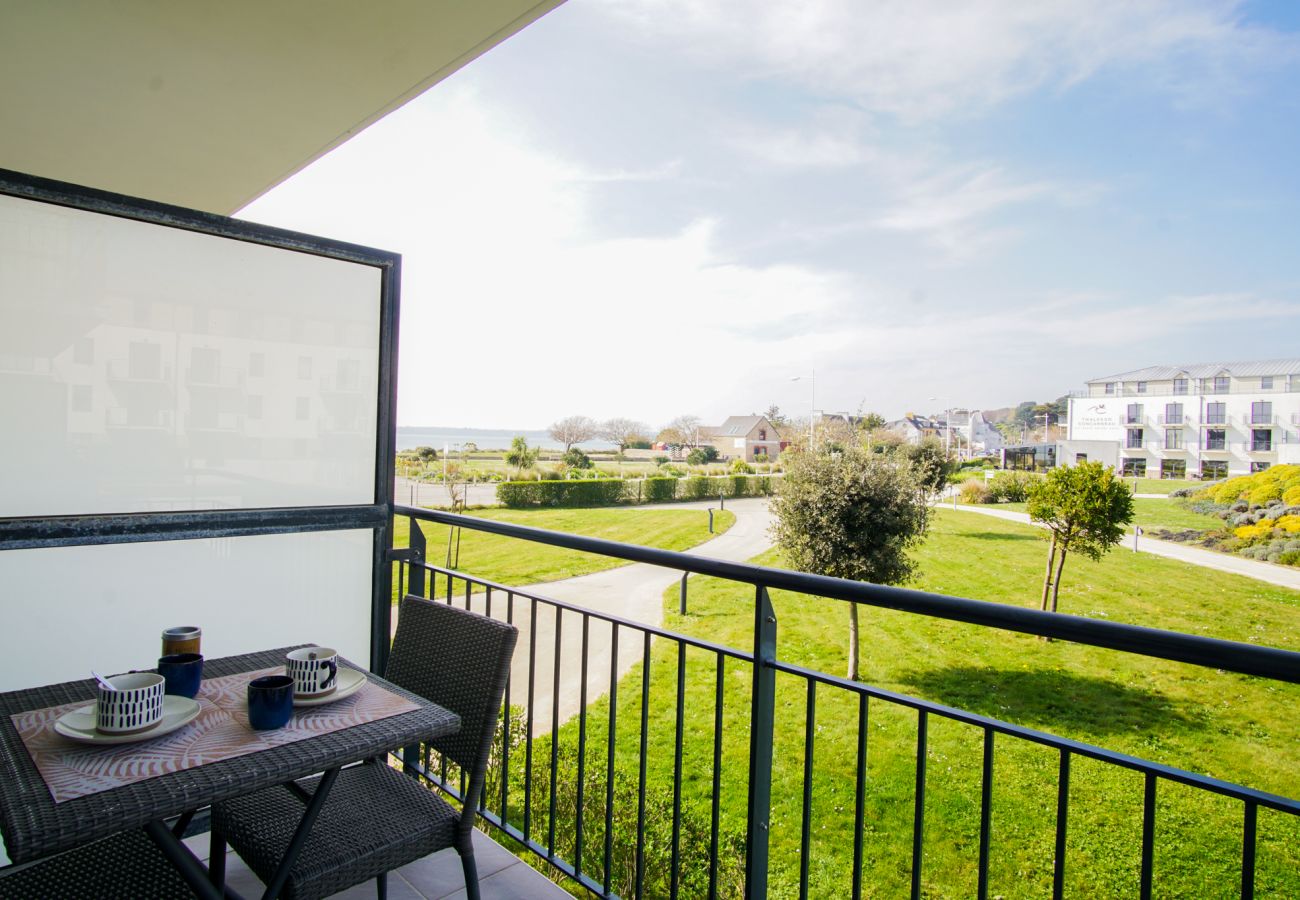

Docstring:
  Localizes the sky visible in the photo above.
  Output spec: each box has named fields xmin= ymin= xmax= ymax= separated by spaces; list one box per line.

xmin=239 ymin=0 xmax=1300 ymax=431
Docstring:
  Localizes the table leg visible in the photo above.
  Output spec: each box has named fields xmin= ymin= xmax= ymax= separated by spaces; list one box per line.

xmin=144 ymin=818 xmax=230 ymax=900
xmin=259 ymin=766 xmax=341 ymax=900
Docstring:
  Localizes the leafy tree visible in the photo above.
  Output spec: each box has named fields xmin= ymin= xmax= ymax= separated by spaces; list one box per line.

xmin=549 ymin=415 xmax=598 ymax=452
xmin=859 ymin=412 xmax=887 ymax=432
xmin=1027 ymin=461 xmax=1134 ymax=617
xmin=562 ymin=447 xmax=593 ymax=469
xmin=770 ymin=445 xmax=931 ymax=680
xmin=600 ymin=417 xmax=650 ymax=453
xmin=505 ymin=435 xmax=539 ymax=475
xmin=413 ymin=445 xmax=438 ymax=463
xmin=897 ymin=438 xmax=954 ymax=500
xmin=763 ymin=405 xmax=789 ymax=428
xmin=659 ymin=415 xmax=703 ymax=449
xmin=1013 ymin=401 xmax=1038 ymax=429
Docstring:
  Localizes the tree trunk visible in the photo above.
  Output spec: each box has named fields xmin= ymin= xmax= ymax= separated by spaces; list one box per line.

xmin=1039 ymin=535 xmax=1058 ymax=612
xmin=848 ymin=602 xmax=860 ymax=681
xmin=1051 ymin=549 xmax=1068 ymax=614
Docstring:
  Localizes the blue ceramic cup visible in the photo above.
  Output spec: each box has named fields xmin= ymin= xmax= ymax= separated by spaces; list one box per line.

xmin=157 ymin=653 xmax=203 ymax=698
xmin=247 ymin=675 xmax=294 ymax=730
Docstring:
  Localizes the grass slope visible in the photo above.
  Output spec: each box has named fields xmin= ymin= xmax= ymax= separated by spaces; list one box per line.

xmin=516 ymin=510 xmax=1299 ymax=899
xmin=391 ymin=507 xmax=734 ymax=600
xmin=967 ymin=497 xmax=1222 ymax=531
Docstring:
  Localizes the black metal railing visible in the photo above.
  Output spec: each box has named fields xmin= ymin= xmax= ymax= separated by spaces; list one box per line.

xmin=389 ymin=505 xmax=1300 ymax=899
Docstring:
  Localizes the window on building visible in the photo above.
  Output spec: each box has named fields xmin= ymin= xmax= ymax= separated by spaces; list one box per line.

xmin=1075 ymin=453 xmax=1088 ymax=464
xmin=249 ymin=352 xmax=265 ymax=377
xmin=1213 ymin=375 xmax=1229 ymax=392
xmin=1104 ymin=382 xmax=1115 ymax=395
xmin=1164 ymin=430 xmax=1183 ymax=450
xmin=1261 ymin=375 xmax=1273 ymax=390
xmin=1205 ymin=429 xmax=1226 ymax=451
xmin=298 ymin=356 xmax=312 ymax=379
xmin=1251 ymin=429 xmax=1272 ymax=452
xmin=296 ymin=397 xmax=310 ymax=421
xmin=1160 ymin=459 xmax=1185 ymax=479
xmin=247 ymin=395 xmax=263 ymax=419
xmin=1251 ymin=401 xmax=1272 ymax=425
xmin=1126 ymin=403 xmax=1143 ymax=424
xmin=1164 ymin=402 xmax=1182 ymax=424
xmin=1121 ymin=458 xmax=1147 ymax=477
xmin=1126 ymin=429 xmax=1144 ymax=449
xmin=1136 ymin=381 xmax=1147 ymax=393
xmin=1251 ymin=462 xmax=1271 ymax=473
xmin=1205 ymin=402 xmax=1226 ymax=425
xmin=1172 ymin=377 xmax=1187 ymax=395
xmin=1202 ymin=460 xmax=1228 ymax=479
xmin=758 ymin=428 xmax=766 ymax=441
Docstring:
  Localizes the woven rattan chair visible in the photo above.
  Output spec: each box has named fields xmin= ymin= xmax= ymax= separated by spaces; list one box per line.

xmin=210 ymin=595 xmax=518 ymax=900
xmin=0 ymin=828 xmax=197 ymax=899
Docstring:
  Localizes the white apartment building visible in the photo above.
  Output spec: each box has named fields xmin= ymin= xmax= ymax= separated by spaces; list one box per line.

xmin=1060 ymin=359 xmax=1300 ymax=479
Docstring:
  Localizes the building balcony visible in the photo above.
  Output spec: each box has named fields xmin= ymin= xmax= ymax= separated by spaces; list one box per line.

xmin=1248 ymin=414 xmax=1278 ymax=427
xmin=1198 ymin=416 xmax=1230 ymax=427
xmin=1157 ymin=414 xmax=1189 ymax=427
xmin=1122 ymin=417 xmax=1145 ymax=427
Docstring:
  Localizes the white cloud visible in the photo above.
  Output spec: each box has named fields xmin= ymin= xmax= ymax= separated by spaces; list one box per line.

xmin=240 ymin=88 xmax=851 ymax=428
xmin=600 ymin=0 xmax=1292 ymax=118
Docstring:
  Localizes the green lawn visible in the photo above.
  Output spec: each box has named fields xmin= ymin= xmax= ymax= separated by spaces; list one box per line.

xmin=513 ymin=510 xmax=1299 ymax=899
xmin=1127 ymin=477 xmax=1202 ymax=495
xmin=967 ymin=497 xmax=1222 ymax=531
xmin=391 ymin=507 xmax=734 ymax=599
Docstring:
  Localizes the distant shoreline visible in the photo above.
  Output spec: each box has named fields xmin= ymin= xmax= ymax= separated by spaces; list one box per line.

xmin=396 ymin=426 xmax=616 ymax=453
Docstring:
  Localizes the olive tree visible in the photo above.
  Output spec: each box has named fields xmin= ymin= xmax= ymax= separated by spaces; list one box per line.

xmin=1027 ymin=461 xmax=1134 ymax=616
xmin=770 ymin=445 xmax=931 ymax=680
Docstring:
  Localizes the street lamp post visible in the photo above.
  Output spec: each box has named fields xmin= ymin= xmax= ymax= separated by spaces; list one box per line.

xmin=792 ymin=371 xmax=816 ymax=448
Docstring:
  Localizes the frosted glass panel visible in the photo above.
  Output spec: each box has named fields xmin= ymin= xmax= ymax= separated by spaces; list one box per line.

xmin=0 ymin=194 xmax=381 ymax=516
xmin=0 ymin=530 xmax=374 ymax=693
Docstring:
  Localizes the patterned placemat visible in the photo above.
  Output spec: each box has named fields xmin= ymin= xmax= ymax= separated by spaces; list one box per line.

xmin=9 ymin=666 xmax=420 ymax=803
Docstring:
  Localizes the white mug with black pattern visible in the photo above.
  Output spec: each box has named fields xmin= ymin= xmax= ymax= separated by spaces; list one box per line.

xmin=286 ymin=647 xmax=338 ymax=697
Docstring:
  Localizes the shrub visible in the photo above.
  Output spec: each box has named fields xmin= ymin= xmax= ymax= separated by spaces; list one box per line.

xmin=562 ymin=447 xmax=593 ymax=469
xmin=496 ymin=479 xmax=627 ymax=508
xmin=987 ymin=471 xmax=1039 ymax=503
xmin=730 ymin=458 xmax=755 ymax=475
xmin=642 ymin=477 xmax=677 ymax=503
xmin=681 ymin=476 xmax=717 ymax=501
xmin=1280 ymin=549 xmax=1300 ymax=566
xmin=686 ymin=446 xmax=720 ymax=465
xmin=960 ymin=480 xmax=993 ymax=504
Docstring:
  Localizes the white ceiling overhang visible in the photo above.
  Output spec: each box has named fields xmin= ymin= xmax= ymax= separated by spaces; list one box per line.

xmin=0 ymin=1 xmax=563 ymax=214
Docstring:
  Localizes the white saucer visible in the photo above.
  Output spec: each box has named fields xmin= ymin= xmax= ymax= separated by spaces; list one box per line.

xmin=54 ymin=695 xmax=202 ymax=746
xmin=293 ymin=667 xmax=367 ymax=708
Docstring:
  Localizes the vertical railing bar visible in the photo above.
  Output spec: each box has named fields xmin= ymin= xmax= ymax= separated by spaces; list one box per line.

xmin=575 ymin=614 xmax=590 ymax=879
xmin=911 ymin=709 xmax=928 ymax=900
xmin=603 ymin=622 xmax=619 ymax=896
xmin=500 ymin=592 xmax=514 ymax=824
xmin=1139 ymin=772 xmax=1155 ymax=900
xmin=670 ymin=641 xmax=686 ymax=900
xmin=548 ymin=606 xmax=563 ymax=857
xmin=745 ymin=585 xmax=777 ymax=900
xmin=486 ymin=585 xmax=493 ymax=619
xmin=1242 ymin=801 xmax=1257 ymax=900
xmin=977 ymin=728 xmax=994 ymax=900
xmin=406 ymin=515 xmax=425 ymax=599
xmin=635 ymin=631 xmax=651 ymax=899
xmin=524 ymin=597 xmax=538 ymax=844
xmin=1053 ymin=750 xmax=1070 ymax=900
xmin=464 ymin=576 xmax=472 ymax=611
xmin=798 ymin=679 xmax=816 ymax=900
xmin=852 ymin=693 xmax=868 ymax=900
xmin=709 ymin=654 xmax=725 ymax=900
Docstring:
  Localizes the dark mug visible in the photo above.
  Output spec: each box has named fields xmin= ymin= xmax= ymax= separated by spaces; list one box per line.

xmin=247 ymin=675 xmax=294 ymax=730
xmin=157 ymin=653 xmax=203 ymax=698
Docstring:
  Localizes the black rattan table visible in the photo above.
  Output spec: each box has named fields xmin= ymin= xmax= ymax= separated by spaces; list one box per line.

xmin=0 ymin=647 xmax=460 ymax=899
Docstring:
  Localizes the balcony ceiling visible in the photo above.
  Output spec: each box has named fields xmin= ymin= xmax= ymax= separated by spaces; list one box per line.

xmin=0 ymin=1 xmax=563 ymax=214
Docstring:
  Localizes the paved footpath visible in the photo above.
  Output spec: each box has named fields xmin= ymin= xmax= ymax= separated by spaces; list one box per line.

xmin=947 ymin=504 xmax=1300 ymax=591
xmin=403 ymin=498 xmax=775 ymax=733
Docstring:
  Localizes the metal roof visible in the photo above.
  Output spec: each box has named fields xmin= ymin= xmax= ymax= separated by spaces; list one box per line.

xmin=1087 ymin=359 xmax=1300 ymax=383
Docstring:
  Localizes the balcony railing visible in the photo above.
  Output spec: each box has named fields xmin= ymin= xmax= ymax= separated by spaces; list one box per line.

xmin=1200 ymin=415 xmax=1229 ymax=427
xmin=390 ymin=506 xmax=1300 ymax=900
xmin=1122 ymin=415 xmax=1145 ymax=426
xmin=1083 ymin=384 xmax=1297 ymax=399
xmin=1156 ymin=414 xmax=1188 ymax=426
xmin=1249 ymin=414 xmax=1278 ymax=426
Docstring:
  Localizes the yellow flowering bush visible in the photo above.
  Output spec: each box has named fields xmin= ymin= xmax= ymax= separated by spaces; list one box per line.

xmin=1200 ymin=464 xmax=1300 ymax=505
xmin=1277 ymin=515 xmax=1300 ymax=534
xmin=1233 ymin=523 xmax=1274 ymax=541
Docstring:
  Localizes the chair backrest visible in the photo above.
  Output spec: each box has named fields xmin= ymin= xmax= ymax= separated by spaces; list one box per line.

xmin=385 ymin=595 xmax=518 ymax=776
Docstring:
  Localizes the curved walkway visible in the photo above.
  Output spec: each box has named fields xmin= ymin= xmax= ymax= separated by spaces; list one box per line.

xmin=411 ymin=498 xmax=775 ymax=733
xmin=948 ymin=504 xmax=1300 ymax=591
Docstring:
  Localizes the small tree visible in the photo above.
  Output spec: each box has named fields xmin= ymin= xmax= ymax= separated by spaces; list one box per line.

xmin=549 ymin=415 xmax=598 ymax=453
xmin=660 ymin=415 xmax=703 ymax=449
xmin=1027 ymin=461 xmax=1134 ymax=617
xmin=898 ymin=437 xmax=954 ymax=501
xmin=770 ymin=445 xmax=931 ymax=680
xmin=686 ymin=446 xmax=719 ymax=466
xmin=600 ymin=417 xmax=649 ymax=454
xmin=505 ymin=435 xmax=539 ymax=475
xmin=413 ymin=445 xmax=438 ymax=465
xmin=563 ymin=447 xmax=593 ymax=469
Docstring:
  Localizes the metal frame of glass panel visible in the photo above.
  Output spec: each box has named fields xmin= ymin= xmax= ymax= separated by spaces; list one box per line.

xmin=0 ymin=168 xmax=401 ymax=671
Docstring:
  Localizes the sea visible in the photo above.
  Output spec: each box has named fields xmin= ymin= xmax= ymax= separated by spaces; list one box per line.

xmin=396 ymin=426 xmax=616 ymax=453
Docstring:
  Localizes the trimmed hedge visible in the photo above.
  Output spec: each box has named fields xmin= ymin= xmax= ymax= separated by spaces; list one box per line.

xmin=496 ymin=475 xmax=777 ymax=508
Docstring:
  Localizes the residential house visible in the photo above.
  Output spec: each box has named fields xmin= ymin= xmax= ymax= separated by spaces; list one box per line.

xmin=703 ymin=415 xmax=783 ymax=461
